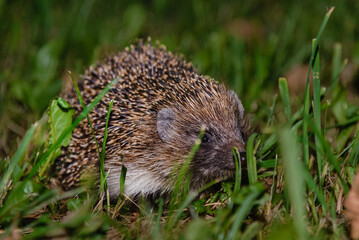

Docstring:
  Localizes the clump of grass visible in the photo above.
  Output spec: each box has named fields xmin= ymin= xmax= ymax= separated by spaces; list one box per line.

xmin=0 ymin=78 xmax=118 ymax=239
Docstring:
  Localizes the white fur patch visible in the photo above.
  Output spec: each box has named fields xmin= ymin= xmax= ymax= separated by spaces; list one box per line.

xmin=106 ymin=165 xmax=169 ymax=198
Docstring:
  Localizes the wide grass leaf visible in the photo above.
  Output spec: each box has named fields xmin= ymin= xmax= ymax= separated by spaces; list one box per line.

xmin=39 ymin=98 xmax=74 ymax=176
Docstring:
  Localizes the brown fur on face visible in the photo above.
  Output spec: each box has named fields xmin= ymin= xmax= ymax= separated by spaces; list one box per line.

xmin=56 ymin=40 xmax=250 ymax=199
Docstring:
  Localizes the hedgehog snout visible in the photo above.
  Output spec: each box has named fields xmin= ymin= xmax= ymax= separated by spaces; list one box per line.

xmin=229 ymin=138 xmax=247 ymax=169
xmin=235 ymin=152 xmax=247 ymax=170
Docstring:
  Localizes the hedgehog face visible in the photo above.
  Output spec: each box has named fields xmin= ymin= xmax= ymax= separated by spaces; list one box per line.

xmin=192 ymin=122 xmax=247 ymax=176
xmin=156 ymin=89 xmax=249 ymax=186
xmin=186 ymin=114 xmax=249 ymax=185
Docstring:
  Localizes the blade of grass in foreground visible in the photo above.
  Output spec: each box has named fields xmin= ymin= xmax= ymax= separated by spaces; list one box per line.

xmin=119 ymin=157 xmax=127 ymax=195
xmin=69 ymin=71 xmax=101 ymax=158
xmin=303 ymin=7 xmax=334 ymax=166
xmin=27 ymin=78 xmax=119 ymax=179
xmin=171 ymin=126 xmax=205 ymax=202
xmin=246 ymin=133 xmax=258 ymax=184
xmin=312 ymin=39 xmax=323 ymax=188
xmin=100 ymin=99 xmax=114 ymax=213
xmin=24 ymin=187 xmax=85 ymax=217
xmin=279 ymin=127 xmax=308 ymax=240
xmin=167 ymin=126 xmax=205 ymax=230
xmin=0 ymin=125 xmax=35 ymax=196
xmin=100 ymin=99 xmax=114 ymax=192
xmin=278 ymin=77 xmax=291 ymax=123
xmin=233 ymin=147 xmax=241 ymax=194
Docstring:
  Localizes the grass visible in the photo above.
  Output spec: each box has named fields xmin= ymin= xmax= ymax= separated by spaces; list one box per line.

xmin=1 ymin=0 xmax=359 ymax=239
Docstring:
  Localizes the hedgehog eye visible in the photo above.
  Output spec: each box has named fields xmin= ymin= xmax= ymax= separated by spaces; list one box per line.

xmin=202 ymin=134 xmax=210 ymax=143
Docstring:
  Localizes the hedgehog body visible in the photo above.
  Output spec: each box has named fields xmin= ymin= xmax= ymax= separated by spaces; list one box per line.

xmin=57 ymin=41 xmax=249 ymax=199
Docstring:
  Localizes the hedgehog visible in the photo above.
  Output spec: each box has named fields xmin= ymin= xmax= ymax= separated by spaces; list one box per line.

xmin=56 ymin=40 xmax=250 ymax=200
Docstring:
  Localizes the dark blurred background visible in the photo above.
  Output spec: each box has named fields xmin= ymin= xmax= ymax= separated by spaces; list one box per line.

xmin=1 ymin=0 xmax=358 ymax=157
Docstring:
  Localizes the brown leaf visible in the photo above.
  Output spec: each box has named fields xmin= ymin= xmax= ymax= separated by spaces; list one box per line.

xmin=345 ymin=172 xmax=359 ymax=239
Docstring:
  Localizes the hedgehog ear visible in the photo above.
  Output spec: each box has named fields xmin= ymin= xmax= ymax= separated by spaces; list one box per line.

xmin=157 ymin=108 xmax=176 ymax=142
xmin=230 ymin=90 xmax=244 ymax=119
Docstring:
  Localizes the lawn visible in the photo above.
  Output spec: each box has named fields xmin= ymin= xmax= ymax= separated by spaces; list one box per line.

xmin=1 ymin=1 xmax=359 ymax=239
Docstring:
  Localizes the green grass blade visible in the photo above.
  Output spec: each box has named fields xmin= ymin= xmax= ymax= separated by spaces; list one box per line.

xmin=172 ymin=126 xmax=205 ymax=200
xmin=27 ymin=78 xmax=119 ymax=179
xmin=100 ymin=99 xmax=114 ymax=192
xmin=246 ymin=133 xmax=258 ymax=184
xmin=119 ymin=163 xmax=127 ymax=196
xmin=328 ymin=116 xmax=359 ymax=128
xmin=259 ymin=134 xmax=277 ymax=157
xmin=306 ymin=117 xmax=349 ymax=194
xmin=312 ymin=39 xmax=323 ymax=188
xmin=268 ymin=156 xmax=278 ymax=209
xmin=279 ymin=127 xmax=308 ymax=240
xmin=24 ymin=187 xmax=85 ymax=217
xmin=0 ymin=125 xmax=35 ymax=195
xmin=304 ymin=7 xmax=334 ymax=90
xmin=100 ymin=99 xmax=114 ymax=213
xmin=69 ymin=71 xmax=101 ymax=158
xmin=303 ymin=7 xmax=335 ymax=166
xmin=302 ymin=91 xmax=310 ymax=167
xmin=233 ymin=147 xmax=241 ymax=194
xmin=331 ymin=43 xmax=342 ymax=83
xmin=266 ymin=94 xmax=277 ymax=127
xmin=167 ymin=127 xmax=205 ymax=229
xmin=151 ymin=198 xmax=164 ymax=239
xmin=278 ymin=77 xmax=291 ymax=122
xmin=302 ymin=168 xmax=329 ymax=212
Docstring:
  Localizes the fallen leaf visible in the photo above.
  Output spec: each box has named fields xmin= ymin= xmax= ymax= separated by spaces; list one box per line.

xmin=345 ymin=172 xmax=359 ymax=240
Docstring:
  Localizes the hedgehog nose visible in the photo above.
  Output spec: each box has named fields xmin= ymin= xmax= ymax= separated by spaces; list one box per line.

xmin=239 ymin=152 xmax=246 ymax=162
xmin=233 ymin=151 xmax=247 ymax=169
xmin=239 ymin=152 xmax=247 ymax=169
